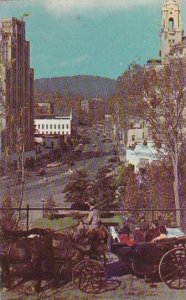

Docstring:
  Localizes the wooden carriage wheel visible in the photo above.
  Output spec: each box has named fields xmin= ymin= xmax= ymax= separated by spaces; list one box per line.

xmin=72 ymin=259 xmax=106 ymax=294
xmin=159 ymin=247 xmax=186 ymax=289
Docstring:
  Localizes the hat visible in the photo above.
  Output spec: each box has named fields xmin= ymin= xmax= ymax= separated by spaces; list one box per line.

xmin=88 ymin=198 xmax=95 ymax=206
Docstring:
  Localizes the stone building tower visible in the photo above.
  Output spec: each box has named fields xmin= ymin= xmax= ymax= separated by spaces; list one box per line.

xmin=0 ymin=18 xmax=35 ymax=162
xmin=160 ymin=0 xmax=183 ymax=63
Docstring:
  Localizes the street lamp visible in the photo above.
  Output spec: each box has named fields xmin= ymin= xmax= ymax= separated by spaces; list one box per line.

xmin=41 ymin=198 xmax=46 ymax=218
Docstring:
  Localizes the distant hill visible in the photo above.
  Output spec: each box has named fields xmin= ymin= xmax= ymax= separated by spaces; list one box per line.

xmin=34 ymin=75 xmax=116 ymax=100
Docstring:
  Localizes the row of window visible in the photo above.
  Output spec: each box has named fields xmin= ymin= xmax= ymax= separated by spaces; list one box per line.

xmin=41 ymin=131 xmax=68 ymax=135
xmin=36 ymin=124 xmax=69 ymax=130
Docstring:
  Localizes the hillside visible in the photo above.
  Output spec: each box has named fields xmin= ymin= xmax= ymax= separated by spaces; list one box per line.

xmin=34 ymin=75 xmax=116 ymax=100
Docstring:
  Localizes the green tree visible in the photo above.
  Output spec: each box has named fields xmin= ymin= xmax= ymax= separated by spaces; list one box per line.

xmin=94 ymin=165 xmax=119 ymax=213
xmin=63 ymin=168 xmax=93 ymax=210
xmin=116 ymin=58 xmax=186 ymax=227
xmin=142 ymin=58 xmax=186 ymax=226
xmin=0 ymin=194 xmax=22 ymax=234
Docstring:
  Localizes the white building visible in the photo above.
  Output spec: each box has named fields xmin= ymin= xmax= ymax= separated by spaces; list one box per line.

xmin=34 ymin=115 xmax=72 ymax=136
xmin=127 ymin=121 xmax=148 ymax=148
xmin=126 ymin=142 xmax=164 ymax=173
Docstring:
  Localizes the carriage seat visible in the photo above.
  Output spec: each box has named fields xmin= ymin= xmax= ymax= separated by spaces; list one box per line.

xmin=111 ymin=242 xmax=137 ymax=261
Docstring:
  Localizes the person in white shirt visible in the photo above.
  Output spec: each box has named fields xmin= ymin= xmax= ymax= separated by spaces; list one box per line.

xmin=152 ymin=226 xmax=167 ymax=242
xmin=85 ymin=201 xmax=99 ymax=230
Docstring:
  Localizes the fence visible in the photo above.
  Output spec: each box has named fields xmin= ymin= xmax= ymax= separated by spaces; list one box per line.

xmin=1 ymin=205 xmax=186 ymax=232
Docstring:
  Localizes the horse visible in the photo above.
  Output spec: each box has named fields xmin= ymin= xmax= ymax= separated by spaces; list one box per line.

xmin=71 ymin=223 xmax=108 ymax=265
xmin=0 ymin=228 xmax=55 ymax=293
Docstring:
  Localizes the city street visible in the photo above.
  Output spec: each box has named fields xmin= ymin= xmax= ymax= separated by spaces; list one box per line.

xmin=0 ymin=155 xmax=116 ymax=225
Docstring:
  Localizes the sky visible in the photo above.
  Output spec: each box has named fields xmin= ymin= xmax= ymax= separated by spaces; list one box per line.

xmin=0 ymin=0 xmax=186 ymax=79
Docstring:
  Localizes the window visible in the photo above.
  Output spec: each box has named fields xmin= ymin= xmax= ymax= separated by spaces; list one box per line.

xmin=168 ymin=18 xmax=174 ymax=31
xmin=42 ymin=124 xmax=44 ymax=129
xmin=62 ymin=124 xmax=64 ymax=129
xmin=58 ymin=124 xmax=60 ymax=129
xmin=50 ymin=131 xmax=52 ymax=134
xmin=54 ymin=124 xmax=56 ymax=129
xmin=62 ymin=131 xmax=64 ymax=135
xmin=46 ymin=124 xmax=48 ymax=129
xmin=132 ymin=135 xmax=135 ymax=141
xmin=58 ymin=131 xmax=60 ymax=134
xmin=46 ymin=131 xmax=48 ymax=134
xmin=38 ymin=124 xmax=40 ymax=129
xmin=50 ymin=124 xmax=52 ymax=129
xmin=66 ymin=124 xmax=69 ymax=129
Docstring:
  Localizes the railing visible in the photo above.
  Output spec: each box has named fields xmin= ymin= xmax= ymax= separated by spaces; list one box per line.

xmin=1 ymin=206 xmax=186 ymax=232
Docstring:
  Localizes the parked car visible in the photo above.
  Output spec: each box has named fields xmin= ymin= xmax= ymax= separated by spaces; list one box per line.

xmin=107 ymin=156 xmax=118 ymax=163
xmin=46 ymin=162 xmax=62 ymax=168
xmin=166 ymin=227 xmax=185 ymax=238
xmin=102 ymin=138 xmax=113 ymax=143
xmin=37 ymin=168 xmax=47 ymax=176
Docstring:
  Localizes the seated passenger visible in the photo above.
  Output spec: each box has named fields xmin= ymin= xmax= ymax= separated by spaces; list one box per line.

xmin=134 ymin=228 xmax=145 ymax=242
xmin=119 ymin=225 xmax=136 ymax=247
xmin=134 ymin=217 xmax=149 ymax=242
xmin=146 ymin=220 xmax=160 ymax=242
xmin=152 ymin=226 xmax=167 ymax=242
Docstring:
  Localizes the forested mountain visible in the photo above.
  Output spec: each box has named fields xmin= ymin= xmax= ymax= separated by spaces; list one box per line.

xmin=34 ymin=75 xmax=116 ymax=100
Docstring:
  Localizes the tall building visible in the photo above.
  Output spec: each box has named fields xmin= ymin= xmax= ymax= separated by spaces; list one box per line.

xmin=0 ymin=18 xmax=34 ymax=163
xmin=160 ymin=0 xmax=185 ymax=63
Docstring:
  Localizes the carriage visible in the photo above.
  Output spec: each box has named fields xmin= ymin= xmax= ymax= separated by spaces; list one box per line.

xmin=110 ymin=235 xmax=186 ymax=290
xmin=1 ymin=226 xmax=186 ymax=294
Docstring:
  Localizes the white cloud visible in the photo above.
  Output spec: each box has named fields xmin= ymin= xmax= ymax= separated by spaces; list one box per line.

xmin=31 ymin=0 xmax=163 ymax=15
xmin=60 ymin=55 xmax=88 ymax=66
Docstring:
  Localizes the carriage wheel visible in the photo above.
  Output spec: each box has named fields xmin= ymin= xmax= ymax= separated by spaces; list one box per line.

xmin=72 ymin=259 xmax=106 ymax=294
xmin=171 ymin=239 xmax=186 ymax=250
xmin=159 ymin=247 xmax=186 ymax=289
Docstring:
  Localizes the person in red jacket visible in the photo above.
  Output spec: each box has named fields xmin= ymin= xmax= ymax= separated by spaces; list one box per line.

xmin=119 ymin=225 xmax=136 ymax=247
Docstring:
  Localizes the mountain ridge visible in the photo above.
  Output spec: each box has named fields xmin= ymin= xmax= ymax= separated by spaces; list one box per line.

xmin=34 ymin=75 xmax=116 ymax=100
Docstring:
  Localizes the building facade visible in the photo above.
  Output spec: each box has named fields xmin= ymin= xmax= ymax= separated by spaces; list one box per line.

xmin=0 ymin=18 xmax=35 ymax=161
xmin=34 ymin=115 xmax=72 ymax=136
xmin=127 ymin=121 xmax=148 ymax=148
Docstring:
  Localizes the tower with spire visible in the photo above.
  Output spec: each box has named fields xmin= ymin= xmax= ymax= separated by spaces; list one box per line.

xmin=160 ymin=0 xmax=184 ymax=63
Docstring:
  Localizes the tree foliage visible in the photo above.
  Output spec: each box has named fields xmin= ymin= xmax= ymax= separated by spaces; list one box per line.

xmin=94 ymin=165 xmax=119 ymax=212
xmin=116 ymin=58 xmax=186 ymax=226
xmin=0 ymin=194 xmax=22 ymax=235
xmin=63 ymin=168 xmax=93 ymax=210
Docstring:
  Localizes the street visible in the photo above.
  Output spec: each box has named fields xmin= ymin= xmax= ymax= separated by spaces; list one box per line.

xmin=0 ymin=155 xmax=115 ymax=225
xmin=2 ymin=274 xmax=186 ymax=300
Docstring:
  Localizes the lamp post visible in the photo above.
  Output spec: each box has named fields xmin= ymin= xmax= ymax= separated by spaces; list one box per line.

xmin=41 ymin=198 xmax=46 ymax=218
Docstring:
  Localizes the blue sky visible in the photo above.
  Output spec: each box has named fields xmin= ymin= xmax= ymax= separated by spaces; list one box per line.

xmin=0 ymin=0 xmax=186 ymax=79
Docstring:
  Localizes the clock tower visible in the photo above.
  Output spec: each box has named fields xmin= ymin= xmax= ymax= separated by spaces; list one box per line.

xmin=160 ymin=0 xmax=183 ymax=63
